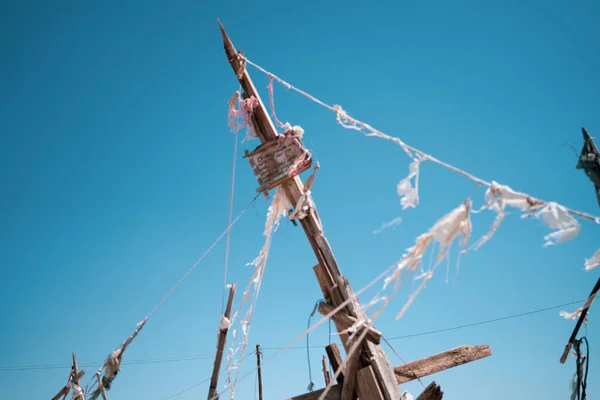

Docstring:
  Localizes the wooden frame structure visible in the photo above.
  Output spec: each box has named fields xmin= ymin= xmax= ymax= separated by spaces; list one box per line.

xmin=216 ymin=19 xmax=493 ymax=400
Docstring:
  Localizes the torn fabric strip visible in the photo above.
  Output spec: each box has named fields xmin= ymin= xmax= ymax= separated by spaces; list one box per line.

xmin=378 ymin=200 xmax=472 ymax=320
xmin=227 ymin=91 xmax=259 ymax=141
xmin=560 ymin=308 xmax=589 ymax=325
xmin=536 ymin=202 xmax=581 ymax=247
xmin=397 ymin=156 xmax=427 ymax=210
xmin=225 ymin=187 xmax=291 ymax=398
xmin=472 ymin=182 xmax=581 ymax=249
xmin=585 ymin=248 xmax=600 ymax=271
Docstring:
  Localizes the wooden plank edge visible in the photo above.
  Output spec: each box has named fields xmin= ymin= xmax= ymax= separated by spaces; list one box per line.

xmin=394 ymin=344 xmax=492 ymax=384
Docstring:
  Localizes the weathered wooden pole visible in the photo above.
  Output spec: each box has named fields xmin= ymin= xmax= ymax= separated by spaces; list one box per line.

xmin=560 ymin=127 xmax=600 ymax=363
xmin=208 ymin=283 xmax=236 ymax=400
xmin=322 ymin=355 xmax=332 ymax=386
xmin=560 ymin=278 xmax=600 ymax=363
xmin=51 ymin=358 xmax=86 ymax=400
xmin=256 ymin=344 xmax=264 ymax=400
xmin=217 ymin=19 xmax=401 ymax=400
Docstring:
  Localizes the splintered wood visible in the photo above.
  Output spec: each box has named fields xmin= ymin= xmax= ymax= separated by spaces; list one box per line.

xmin=416 ymin=382 xmax=443 ymax=400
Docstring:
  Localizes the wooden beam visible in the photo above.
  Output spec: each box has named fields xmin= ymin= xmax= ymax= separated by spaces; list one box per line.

xmin=52 ymin=386 xmax=69 ymax=400
xmin=322 ymin=355 xmax=332 ymax=386
xmin=72 ymin=354 xmax=79 ymax=381
xmin=325 ymin=344 xmax=345 ymax=385
xmin=257 ymin=344 xmax=264 ymax=400
xmin=72 ymin=353 xmax=82 ymax=400
xmin=394 ymin=345 xmax=492 ymax=384
xmin=286 ymin=385 xmax=342 ymax=400
xmin=560 ymin=277 xmax=599 ymax=363
xmin=208 ymin=283 xmax=236 ymax=400
xmin=218 ymin=21 xmax=401 ymax=400
xmin=51 ymin=370 xmax=85 ymax=400
xmin=416 ymin=382 xmax=443 ymax=400
xmin=356 ymin=366 xmax=383 ymax=399
xmin=287 ymin=344 xmax=490 ymax=400
xmin=318 ymin=302 xmax=382 ymax=345
xmin=340 ymin=340 xmax=359 ymax=400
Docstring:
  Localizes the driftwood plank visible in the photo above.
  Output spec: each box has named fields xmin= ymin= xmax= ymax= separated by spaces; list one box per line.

xmin=322 ymin=355 xmax=332 ymax=386
xmin=394 ymin=345 xmax=491 ymax=384
xmin=416 ymin=382 xmax=443 ymax=400
xmin=325 ymin=344 xmax=345 ymax=385
xmin=286 ymin=385 xmax=342 ymax=400
xmin=356 ymin=366 xmax=383 ymax=399
xmin=287 ymin=344 xmax=491 ymax=399
xmin=207 ymin=283 xmax=236 ymax=400
xmin=340 ymin=340 xmax=360 ymax=400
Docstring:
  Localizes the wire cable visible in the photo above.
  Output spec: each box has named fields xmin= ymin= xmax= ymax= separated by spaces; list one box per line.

xmin=242 ymin=56 xmax=600 ymax=224
xmin=305 ymin=299 xmax=324 ymax=392
xmin=222 ymin=87 xmax=241 ymax=313
xmin=147 ymin=192 xmax=260 ymax=321
xmin=161 ymin=351 xmax=256 ymax=400
xmin=6 ymin=298 xmax=586 ymax=373
xmin=385 ymin=299 xmax=586 ymax=340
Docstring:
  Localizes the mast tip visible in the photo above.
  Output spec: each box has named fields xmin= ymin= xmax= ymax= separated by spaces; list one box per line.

xmin=582 ymin=126 xmax=591 ymax=141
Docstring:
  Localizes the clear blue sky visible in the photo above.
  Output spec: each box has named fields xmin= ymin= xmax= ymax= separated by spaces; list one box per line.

xmin=1 ymin=0 xmax=599 ymax=399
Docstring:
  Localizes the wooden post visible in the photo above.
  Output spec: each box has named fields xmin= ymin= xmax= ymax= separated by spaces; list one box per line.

xmin=322 ymin=355 xmax=332 ymax=386
xmin=416 ymin=382 xmax=443 ymax=400
xmin=394 ymin=344 xmax=491 ymax=384
xmin=560 ymin=127 xmax=600 ymax=362
xmin=256 ymin=344 xmax=264 ymax=400
xmin=51 ymin=363 xmax=85 ymax=400
xmin=96 ymin=370 xmax=108 ymax=400
xmin=208 ymin=283 xmax=236 ymax=400
xmin=325 ymin=344 xmax=345 ymax=386
xmin=560 ymin=278 xmax=600 ymax=363
xmin=286 ymin=343 xmax=491 ymax=400
xmin=218 ymin=20 xmax=401 ymax=400
xmin=72 ymin=353 xmax=80 ymax=383
xmin=72 ymin=353 xmax=83 ymax=400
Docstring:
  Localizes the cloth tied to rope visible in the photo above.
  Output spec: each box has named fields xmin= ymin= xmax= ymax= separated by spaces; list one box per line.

xmin=89 ymin=317 xmax=147 ymax=399
xmin=70 ymin=381 xmax=84 ymax=400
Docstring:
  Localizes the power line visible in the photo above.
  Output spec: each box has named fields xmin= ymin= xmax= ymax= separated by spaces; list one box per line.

xmin=386 ymin=299 xmax=587 ymax=340
xmin=2 ymin=299 xmax=585 ymax=373
xmin=0 ymin=355 xmax=217 ymax=372
xmin=162 ymin=350 xmax=257 ymax=400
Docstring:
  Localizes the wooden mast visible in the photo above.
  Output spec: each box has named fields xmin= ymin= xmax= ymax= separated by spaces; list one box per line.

xmin=217 ymin=19 xmax=494 ymax=399
xmin=217 ymin=19 xmax=401 ymax=400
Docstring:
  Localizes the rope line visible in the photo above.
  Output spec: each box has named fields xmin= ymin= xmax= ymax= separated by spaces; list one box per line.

xmin=382 ymin=336 xmax=426 ymax=389
xmin=162 ymin=351 xmax=257 ymax=400
xmin=305 ymin=299 xmax=324 ymax=392
xmin=8 ymin=299 xmax=585 ymax=373
xmin=171 ymin=293 xmax=589 ymax=400
xmin=222 ymin=125 xmax=239 ymax=313
xmin=77 ymin=192 xmax=260 ymax=398
xmin=386 ymin=299 xmax=587 ymax=340
xmin=242 ymin=56 xmax=600 ymax=224
xmin=147 ymin=192 xmax=260 ymax=321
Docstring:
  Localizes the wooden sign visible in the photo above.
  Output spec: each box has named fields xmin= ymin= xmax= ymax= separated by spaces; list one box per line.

xmin=246 ymin=135 xmax=312 ymax=192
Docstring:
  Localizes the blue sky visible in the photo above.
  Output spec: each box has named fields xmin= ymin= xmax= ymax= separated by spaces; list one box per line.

xmin=1 ymin=0 xmax=599 ymax=399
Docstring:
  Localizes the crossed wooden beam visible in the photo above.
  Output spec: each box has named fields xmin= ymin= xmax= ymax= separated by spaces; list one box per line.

xmin=51 ymin=353 xmax=87 ymax=400
xmin=286 ymin=343 xmax=491 ymax=400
